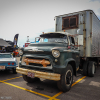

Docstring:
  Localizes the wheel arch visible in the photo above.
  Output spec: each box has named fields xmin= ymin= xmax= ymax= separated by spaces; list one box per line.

xmin=68 ymin=61 xmax=76 ymax=76
xmin=65 ymin=58 xmax=77 ymax=76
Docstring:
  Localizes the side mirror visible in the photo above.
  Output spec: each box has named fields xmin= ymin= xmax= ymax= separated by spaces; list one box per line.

xmin=77 ymin=29 xmax=80 ymax=34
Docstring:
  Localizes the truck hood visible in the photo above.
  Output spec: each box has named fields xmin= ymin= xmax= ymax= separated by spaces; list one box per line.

xmin=24 ymin=43 xmax=68 ymax=52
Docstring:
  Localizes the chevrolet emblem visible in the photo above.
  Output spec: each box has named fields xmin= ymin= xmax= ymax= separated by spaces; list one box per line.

xmin=28 ymin=49 xmax=44 ymax=52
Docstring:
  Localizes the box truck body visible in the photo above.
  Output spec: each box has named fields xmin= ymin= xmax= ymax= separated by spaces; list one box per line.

xmin=55 ymin=10 xmax=100 ymax=57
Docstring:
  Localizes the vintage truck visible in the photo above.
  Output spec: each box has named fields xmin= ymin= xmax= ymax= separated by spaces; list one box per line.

xmin=17 ymin=10 xmax=100 ymax=92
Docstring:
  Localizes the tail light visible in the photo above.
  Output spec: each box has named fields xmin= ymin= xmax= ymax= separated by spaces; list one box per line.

xmin=12 ymin=63 xmax=14 ymax=65
xmin=8 ymin=63 xmax=10 ymax=65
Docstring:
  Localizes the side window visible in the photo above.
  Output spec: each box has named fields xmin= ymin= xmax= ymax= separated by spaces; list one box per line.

xmin=71 ymin=37 xmax=75 ymax=45
xmin=69 ymin=36 xmax=75 ymax=45
xmin=44 ymin=38 xmax=48 ymax=42
xmin=62 ymin=15 xmax=78 ymax=30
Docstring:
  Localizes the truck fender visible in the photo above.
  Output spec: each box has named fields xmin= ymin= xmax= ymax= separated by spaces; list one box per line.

xmin=64 ymin=58 xmax=77 ymax=76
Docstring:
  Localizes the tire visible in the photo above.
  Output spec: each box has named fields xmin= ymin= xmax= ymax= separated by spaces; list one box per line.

xmin=12 ymin=69 xmax=17 ymax=74
xmin=57 ymin=64 xmax=73 ymax=92
xmin=83 ymin=61 xmax=88 ymax=76
xmin=22 ymin=74 xmax=40 ymax=83
xmin=88 ymin=61 xmax=95 ymax=77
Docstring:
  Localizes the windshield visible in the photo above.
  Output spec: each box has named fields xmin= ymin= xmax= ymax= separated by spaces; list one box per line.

xmin=39 ymin=33 xmax=68 ymax=43
xmin=0 ymin=54 xmax=12 ymax=58
xmin=39 ymin=38 xmax=68 ymax=43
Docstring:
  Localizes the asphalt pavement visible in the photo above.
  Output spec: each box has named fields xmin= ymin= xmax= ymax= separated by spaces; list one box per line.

xmin=0 ymin=57 xmax=100 ymax=100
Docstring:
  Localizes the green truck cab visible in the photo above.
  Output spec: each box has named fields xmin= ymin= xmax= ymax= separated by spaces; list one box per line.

xmin=17 ymin=32 xmax=80 ymax=92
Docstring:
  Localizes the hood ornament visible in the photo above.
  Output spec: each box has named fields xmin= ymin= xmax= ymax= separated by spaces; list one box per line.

xmin=28 ymin=48 xmax=44 ymax=52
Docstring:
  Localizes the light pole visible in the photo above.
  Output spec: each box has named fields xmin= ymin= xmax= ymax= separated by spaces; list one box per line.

xmin=27 ymin=36 xmax=30 ymax=43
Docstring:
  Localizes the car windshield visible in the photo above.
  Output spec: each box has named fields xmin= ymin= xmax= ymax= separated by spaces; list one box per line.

xmin=0 ymin=54 xmax=12 ymax=58
xmin=39 ymin=33 xmax=68 ymax=43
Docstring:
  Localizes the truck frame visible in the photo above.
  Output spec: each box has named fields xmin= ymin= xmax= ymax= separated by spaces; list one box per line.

xmin=55 ymin=10 xmax=100 ymax=58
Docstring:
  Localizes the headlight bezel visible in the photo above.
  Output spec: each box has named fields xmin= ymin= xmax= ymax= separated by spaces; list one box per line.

xmin=52 ymin=50 xmax=60 ymax=58
xmin=19 ymin=50 xmax=23 ymax=56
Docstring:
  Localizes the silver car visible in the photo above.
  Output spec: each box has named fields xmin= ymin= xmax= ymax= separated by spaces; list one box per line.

xmin=0 ymin=53 xmax=18 ymax=74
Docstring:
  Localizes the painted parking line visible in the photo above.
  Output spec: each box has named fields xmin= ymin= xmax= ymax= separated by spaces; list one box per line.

xmin=48 ymin=76 xmax=86 ymax=100
xmin=0 ymin=80 xmax=59 ymax=100
xmin=71 ymin=76 xmax=86 ymax=87
xmin=48 ymin=92 xmax=63 ymax=100
xmin=1 ymin=76 xmax=22 ymax=82
xmin=0 ymin=76 xmax=86 ymax=100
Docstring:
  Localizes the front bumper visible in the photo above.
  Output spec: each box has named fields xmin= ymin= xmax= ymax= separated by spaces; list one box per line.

xmin=16 ymin=67 xmax=60 ymax=81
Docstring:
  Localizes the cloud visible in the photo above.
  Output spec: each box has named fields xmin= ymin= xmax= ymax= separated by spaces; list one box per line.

xmin=0 ymin=0 xmax=100 ymax=47
xmin=18 ymin=27 xmax=55 ymax=47
xmin=90 ymin=0 xmax=100 ymax=2
xmin=88 ymin=0 xmax=100 ymax=16
xmin=97 ymin=8 xmax=100 ymax=16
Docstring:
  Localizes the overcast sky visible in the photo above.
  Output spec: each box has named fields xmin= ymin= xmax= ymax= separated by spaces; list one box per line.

xmin=0 ymin=0 xmax=100 ymax=47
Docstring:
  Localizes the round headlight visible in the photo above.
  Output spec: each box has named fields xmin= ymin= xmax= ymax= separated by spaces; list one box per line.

xmin=52 ymin=50 xmax=60 ymax=58
xmin=19 ymin=50 xmax=23 ymax=55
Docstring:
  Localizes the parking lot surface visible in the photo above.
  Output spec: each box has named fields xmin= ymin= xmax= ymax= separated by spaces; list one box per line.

xmin=0 ymin=57 xmax=100 ymax=100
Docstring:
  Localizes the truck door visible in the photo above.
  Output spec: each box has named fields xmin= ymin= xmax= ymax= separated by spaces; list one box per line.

xmin=68 ymin=36 xmax=80 ymax=68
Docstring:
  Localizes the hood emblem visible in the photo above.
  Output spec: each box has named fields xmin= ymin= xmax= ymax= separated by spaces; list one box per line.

xmin=28 ymin=48 xmax=44 ymax=52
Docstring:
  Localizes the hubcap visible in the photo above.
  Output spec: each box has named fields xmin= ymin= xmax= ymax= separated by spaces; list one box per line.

xmin=65 ymin=70 xmax=72 ymax=86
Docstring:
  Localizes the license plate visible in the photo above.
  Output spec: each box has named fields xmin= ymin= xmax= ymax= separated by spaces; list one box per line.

xmin=0 ymin=66 xmax=5 ymax=69
xmin=27 ymin=72 xmax=35 ymax=78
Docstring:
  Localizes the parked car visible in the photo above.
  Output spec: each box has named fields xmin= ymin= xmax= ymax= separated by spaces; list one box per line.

xmin=0 ymin=53 xmax=18 ymax=74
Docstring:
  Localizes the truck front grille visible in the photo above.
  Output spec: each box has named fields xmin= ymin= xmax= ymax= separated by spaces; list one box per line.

xmin=21 ymin=56 xmax=52 ymax=68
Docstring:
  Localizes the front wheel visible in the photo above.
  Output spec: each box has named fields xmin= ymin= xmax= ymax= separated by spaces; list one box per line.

xmin=57 ymin=64 xmax=73 ymax=92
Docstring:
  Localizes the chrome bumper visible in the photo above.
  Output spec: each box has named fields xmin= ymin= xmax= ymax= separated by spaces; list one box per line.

xmin=16 ymin=67 xmax=60 ymax=81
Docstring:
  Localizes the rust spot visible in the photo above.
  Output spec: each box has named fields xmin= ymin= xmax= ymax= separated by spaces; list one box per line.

xmin=26 ymin=58 xmax=29 ymax=65
xmin=16 ymin=67 xmax=61 ymax=81
xmin=62 ymin=15 xmax=78 ymax=30
xmin=24 ymin=58 xmax=50 ymax=67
